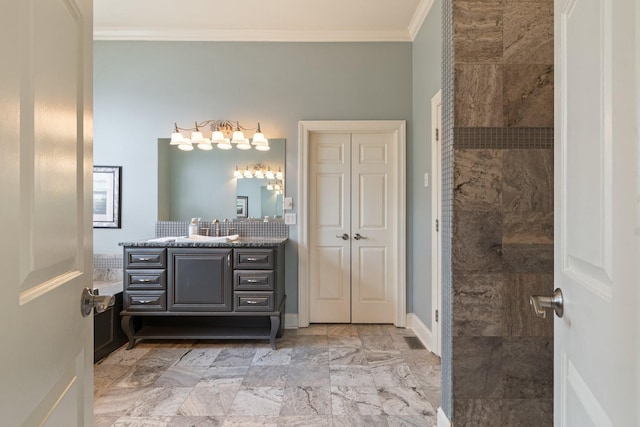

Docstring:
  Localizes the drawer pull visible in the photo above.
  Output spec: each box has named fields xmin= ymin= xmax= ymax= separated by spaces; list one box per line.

xmin=137 ymin=257 xmax=152 ymax=261
xmin=246 ymin=279 xmax=260 ymax=283
xmin=246 ymin=257 xmax=261 ymax=261
xmin=245 ymin=300 xmax=260 ymax=305
xmin=137 ymin=279 xmax=152 ymax=283
xmin=136 ymin=299 xmax=156 ymax=304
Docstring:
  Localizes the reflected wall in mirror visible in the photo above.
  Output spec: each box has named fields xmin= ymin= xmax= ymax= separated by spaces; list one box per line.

xmin=158 ymin=138 xmax=285 ymax=222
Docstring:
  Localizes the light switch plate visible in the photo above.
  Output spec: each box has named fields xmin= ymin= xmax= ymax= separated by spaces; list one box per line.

xmin=283 ymin=197 xmax=293 ymax=210
xmin=284 ymin=213 xmax=296 ymax=225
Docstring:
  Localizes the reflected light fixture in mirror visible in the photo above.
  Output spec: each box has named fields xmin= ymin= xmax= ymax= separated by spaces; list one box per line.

xmin=170 ymin=120 xmax=269 ymax=151
xmin=234 ymin=164 xmax=284 ymax=180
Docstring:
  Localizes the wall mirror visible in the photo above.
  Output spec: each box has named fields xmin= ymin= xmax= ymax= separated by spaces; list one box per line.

xmin=157 ymin=138 xmax=285 ymax=222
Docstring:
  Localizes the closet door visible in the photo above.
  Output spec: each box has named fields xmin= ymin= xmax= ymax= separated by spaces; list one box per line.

xmin=309 ymin=133 xmax=352 ymax=323
xmin=351 ymin=133 xmax=396 ymax=323
xmin=309 ymin=132 xmax=396 ymax=324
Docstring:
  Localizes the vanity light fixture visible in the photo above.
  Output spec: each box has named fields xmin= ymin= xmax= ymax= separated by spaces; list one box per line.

xmin=170 ymin=120 xmax=270 ymax=151
xmin=234 ymin=164 xmax=284 ymax=181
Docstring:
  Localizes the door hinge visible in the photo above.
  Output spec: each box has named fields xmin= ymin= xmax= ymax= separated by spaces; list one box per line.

xmin=435 ymin=128 xmax=439 ymax=141
xmin=435 ymin=219 xmax=439 ymax=232
xmin=435 ymin=309 xmax=439 ymax=322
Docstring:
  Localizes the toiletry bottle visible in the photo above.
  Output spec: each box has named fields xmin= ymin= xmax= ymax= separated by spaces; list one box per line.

xmin=188 ymin=218 xmax=198 ymax=237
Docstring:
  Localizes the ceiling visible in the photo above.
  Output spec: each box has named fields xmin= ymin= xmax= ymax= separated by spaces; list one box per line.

xmin=93 ymin=0 xmax=432 ymax=42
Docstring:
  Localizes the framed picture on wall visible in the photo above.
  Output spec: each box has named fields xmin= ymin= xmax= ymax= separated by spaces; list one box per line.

xmin=236 ymin=196 xmax=248 ymax=218
xmin=93 ymin=166 xmax=122 ymax=228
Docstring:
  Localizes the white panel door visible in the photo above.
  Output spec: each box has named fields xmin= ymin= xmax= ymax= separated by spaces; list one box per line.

xmin=309 ymin=133 xmax=352 ymax=323
xmin=309 ymin=132 xmax=397 ymax=324
xmin=554 ymin=0 xmax=638 ymax=424
xmin=0 ymin=0 xmax=94 ymax=425
xmin=351 ymin=133 xmax=396 ymax=323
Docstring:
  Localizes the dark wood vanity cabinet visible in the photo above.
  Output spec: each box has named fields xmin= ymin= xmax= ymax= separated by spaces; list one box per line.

xmin=121 ymin=244 xmax=285 ymax=350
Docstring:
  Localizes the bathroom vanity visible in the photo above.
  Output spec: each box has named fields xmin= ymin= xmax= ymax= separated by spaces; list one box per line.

xmin=119 ymin=238 xmax=286 ymax=349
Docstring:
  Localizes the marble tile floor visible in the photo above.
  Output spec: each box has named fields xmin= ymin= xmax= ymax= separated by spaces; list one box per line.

xmin=94 ymin=324 xmax=441 ymax=427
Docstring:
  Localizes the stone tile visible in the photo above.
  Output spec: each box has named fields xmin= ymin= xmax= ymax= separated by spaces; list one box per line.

xmin=502 ymin=242 xmax=553 ymax=273
xmin=399 ymin=349 xmax=441 ymax=366
xmin=504 ymin=2 xmax=554 ymax=64
xmin=422 ymin=385 xmax=442 ymax=409
xmin=387 ymin=415 xmax=437 ymax=427
xmin=112 ymin=416 xmax=172 ymax=427
xmin=328 ymin=336 xmax=363 ymax=348
xmin=94 ymin=387 xmax=152 ymax=417
xmin=331 ymin=386 xmax=384 ymax=416
xmin=251 ymin=348 xmax=292 ymax=365
xmin=356 ymin=324 xmax=396 ymax=336
xmin=455 ymin=64 xmax=504 ymax=127
xmin=377 ymin=387 xmax=435 ymax=417
xmin=327 ymin=324 xmax=359 ymax=336
xmin=112 ymin=365 xmax=166 ymax=389
xmin=371 ymin=364 xmax=420 ymax=388
xmin=286 ymin=363 xmax=331 ymax=386
xmin=330 ymin=365 xmax=375 ymax=387
xmin=94 ymin=415 xmax=120 ymax=427
xmin=408 ymin=364 xmax=441 ymax=389
xmin=227 ymin=386 xmax=284 ymax=416
xmin=364 ymin=350 xmax=404 ymax=367
xmin=361 ymin=334 xmax=396 ymax=351
xmin=211 ymin=348 xmax=257 ymax=367
xmin=153 ymin=366 xmax=207 ymax=387
xmin=242 ymin=365 xmax=288 ymax=387
xmin=178 ymin=383 xmax=240 ymax=416
xmin=452 ymin=336 xmax=503 ymax=399
xmin=99 ymin=346 xmax=150 ymax=366
xmin=175 ymin=348 xmax=221 ymax=367
xmin=503 ymin=212 xmax=553 ymax=245
xmin=453 ymin=211 xmax=503 ymax=273
xmin=94 ymin=364 xmax=130 ymax=396
xmin=453 ymin=399 xmax=503 ymax=426
xmin=279 ymin=386 xmax=332 ymax=416
xmin=504 ymin=64 xmax=554 ymax=127
xmin=167 ymin=416 xmax=225 ymax=427
xmin=453 ymin=273 xmax=504 ymax=337
xmin=454 ymin=1 xmax=504 ymax=63
xmin=293 ymin=335 xmax=329 ymax=348
xmin=128 ymin=386 xmax=192 ymax=417
xmin=502 ymin=337 xmax=553 ymax=399
xmin=333 ymin=415 xmax=389 ymax=427
xmin=135 ymin=348 xmax=190 ymax=367
xmin=503 ymin=149 xmax=553 ymax=213
xmin=503 ymin=273 xmax=554 ymax=337
xmin=330 ymin=347 xmax=368 ymax=365
xmin=454 ymin=149 xmax=503 ymax=211
xmin=502 ymin=398 xmax=553 ymax=426
xmin=276 ymin=415 xmax=332 ymax=426
xmin=295 ymin=324 xmax=328 ymax=335
xmin=221 ymin=416 xmax=278 ymax=427
xmin=290 ymin=347 xmax=330 ymax=365
xmin=197 ymin=366 xmax=247 ymax=388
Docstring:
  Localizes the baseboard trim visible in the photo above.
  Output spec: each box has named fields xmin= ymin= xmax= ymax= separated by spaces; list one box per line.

xmin=437 ymin=407 xmax=452 ymax=427
xmin=285 ymin=313 xmax=298 ymax=329
xmin=406 ymin=313 xmax=433 ymax=353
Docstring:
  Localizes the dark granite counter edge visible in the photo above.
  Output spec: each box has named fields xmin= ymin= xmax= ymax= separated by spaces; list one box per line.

xmin=119 ymin=238 xmax=288 ymax=248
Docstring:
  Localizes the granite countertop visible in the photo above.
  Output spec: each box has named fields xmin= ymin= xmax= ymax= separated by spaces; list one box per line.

xmin=119 ymin=237 xmax=288 ymax=248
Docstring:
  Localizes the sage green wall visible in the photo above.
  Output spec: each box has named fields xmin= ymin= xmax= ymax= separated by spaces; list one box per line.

xmin=93 ymin=41 xmax=413 ymax=315
xmin=410 ymin=0 xmax=442 ymax=329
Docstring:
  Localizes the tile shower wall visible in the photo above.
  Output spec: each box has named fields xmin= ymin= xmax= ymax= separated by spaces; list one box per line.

xmin=447 ymin=0 xmax=554 ymax=425
xmin=155 ymin=221 xmax=289 ymax=239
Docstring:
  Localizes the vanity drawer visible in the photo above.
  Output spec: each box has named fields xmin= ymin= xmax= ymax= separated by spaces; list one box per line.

xmin=124 ymin=248 xmax=166 ymax=269
xmin=124 ymin=291 xmax=166 ymax=311
xmin=233 ymin=249 xmax=274 ymax=270
xmin=234 ymin=291 xmax=274 ymax=312
xmin=234 ymin=271 xmax=274 ymax=291
xmin=125 ymin=269 xmax=166 ymax=291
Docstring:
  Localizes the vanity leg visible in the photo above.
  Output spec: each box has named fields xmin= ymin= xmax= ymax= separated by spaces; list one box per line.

xmin=269 ymin=315 xmax=280 ymax=350
xmin=121 ymin=316 xmax=136 ymax=350
xmin=276 ymin=295 xmax=286 ymax=338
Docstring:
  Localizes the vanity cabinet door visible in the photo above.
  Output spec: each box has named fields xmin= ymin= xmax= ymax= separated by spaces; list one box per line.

xmin=168 ymin=248 xmax=233 ymax=312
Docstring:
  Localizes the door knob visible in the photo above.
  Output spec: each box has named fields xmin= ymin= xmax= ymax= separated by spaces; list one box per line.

xmin=336 ymin=233 xmax=349 ymax=240
xmin=353 ymin=233 xmax=367 ymax=240
xmin=530 ymin=288 xmax=564 ymax=318
xmin=80 ymin=287 xmax=115 ymax=317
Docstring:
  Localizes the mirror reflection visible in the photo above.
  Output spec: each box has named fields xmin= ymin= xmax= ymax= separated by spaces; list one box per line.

xmin=158 ymin=138 xmax=285 ymax=222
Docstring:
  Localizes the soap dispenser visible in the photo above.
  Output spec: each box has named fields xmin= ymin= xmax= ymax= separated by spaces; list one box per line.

xmin=188 ymin=218 xmax=199 ymax=237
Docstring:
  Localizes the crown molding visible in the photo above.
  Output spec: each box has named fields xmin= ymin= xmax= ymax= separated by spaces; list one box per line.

xmin=408 ymin=0 xmax=436 ymax=41
xmin=93 ymin=28 xmax=413 ymax=42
